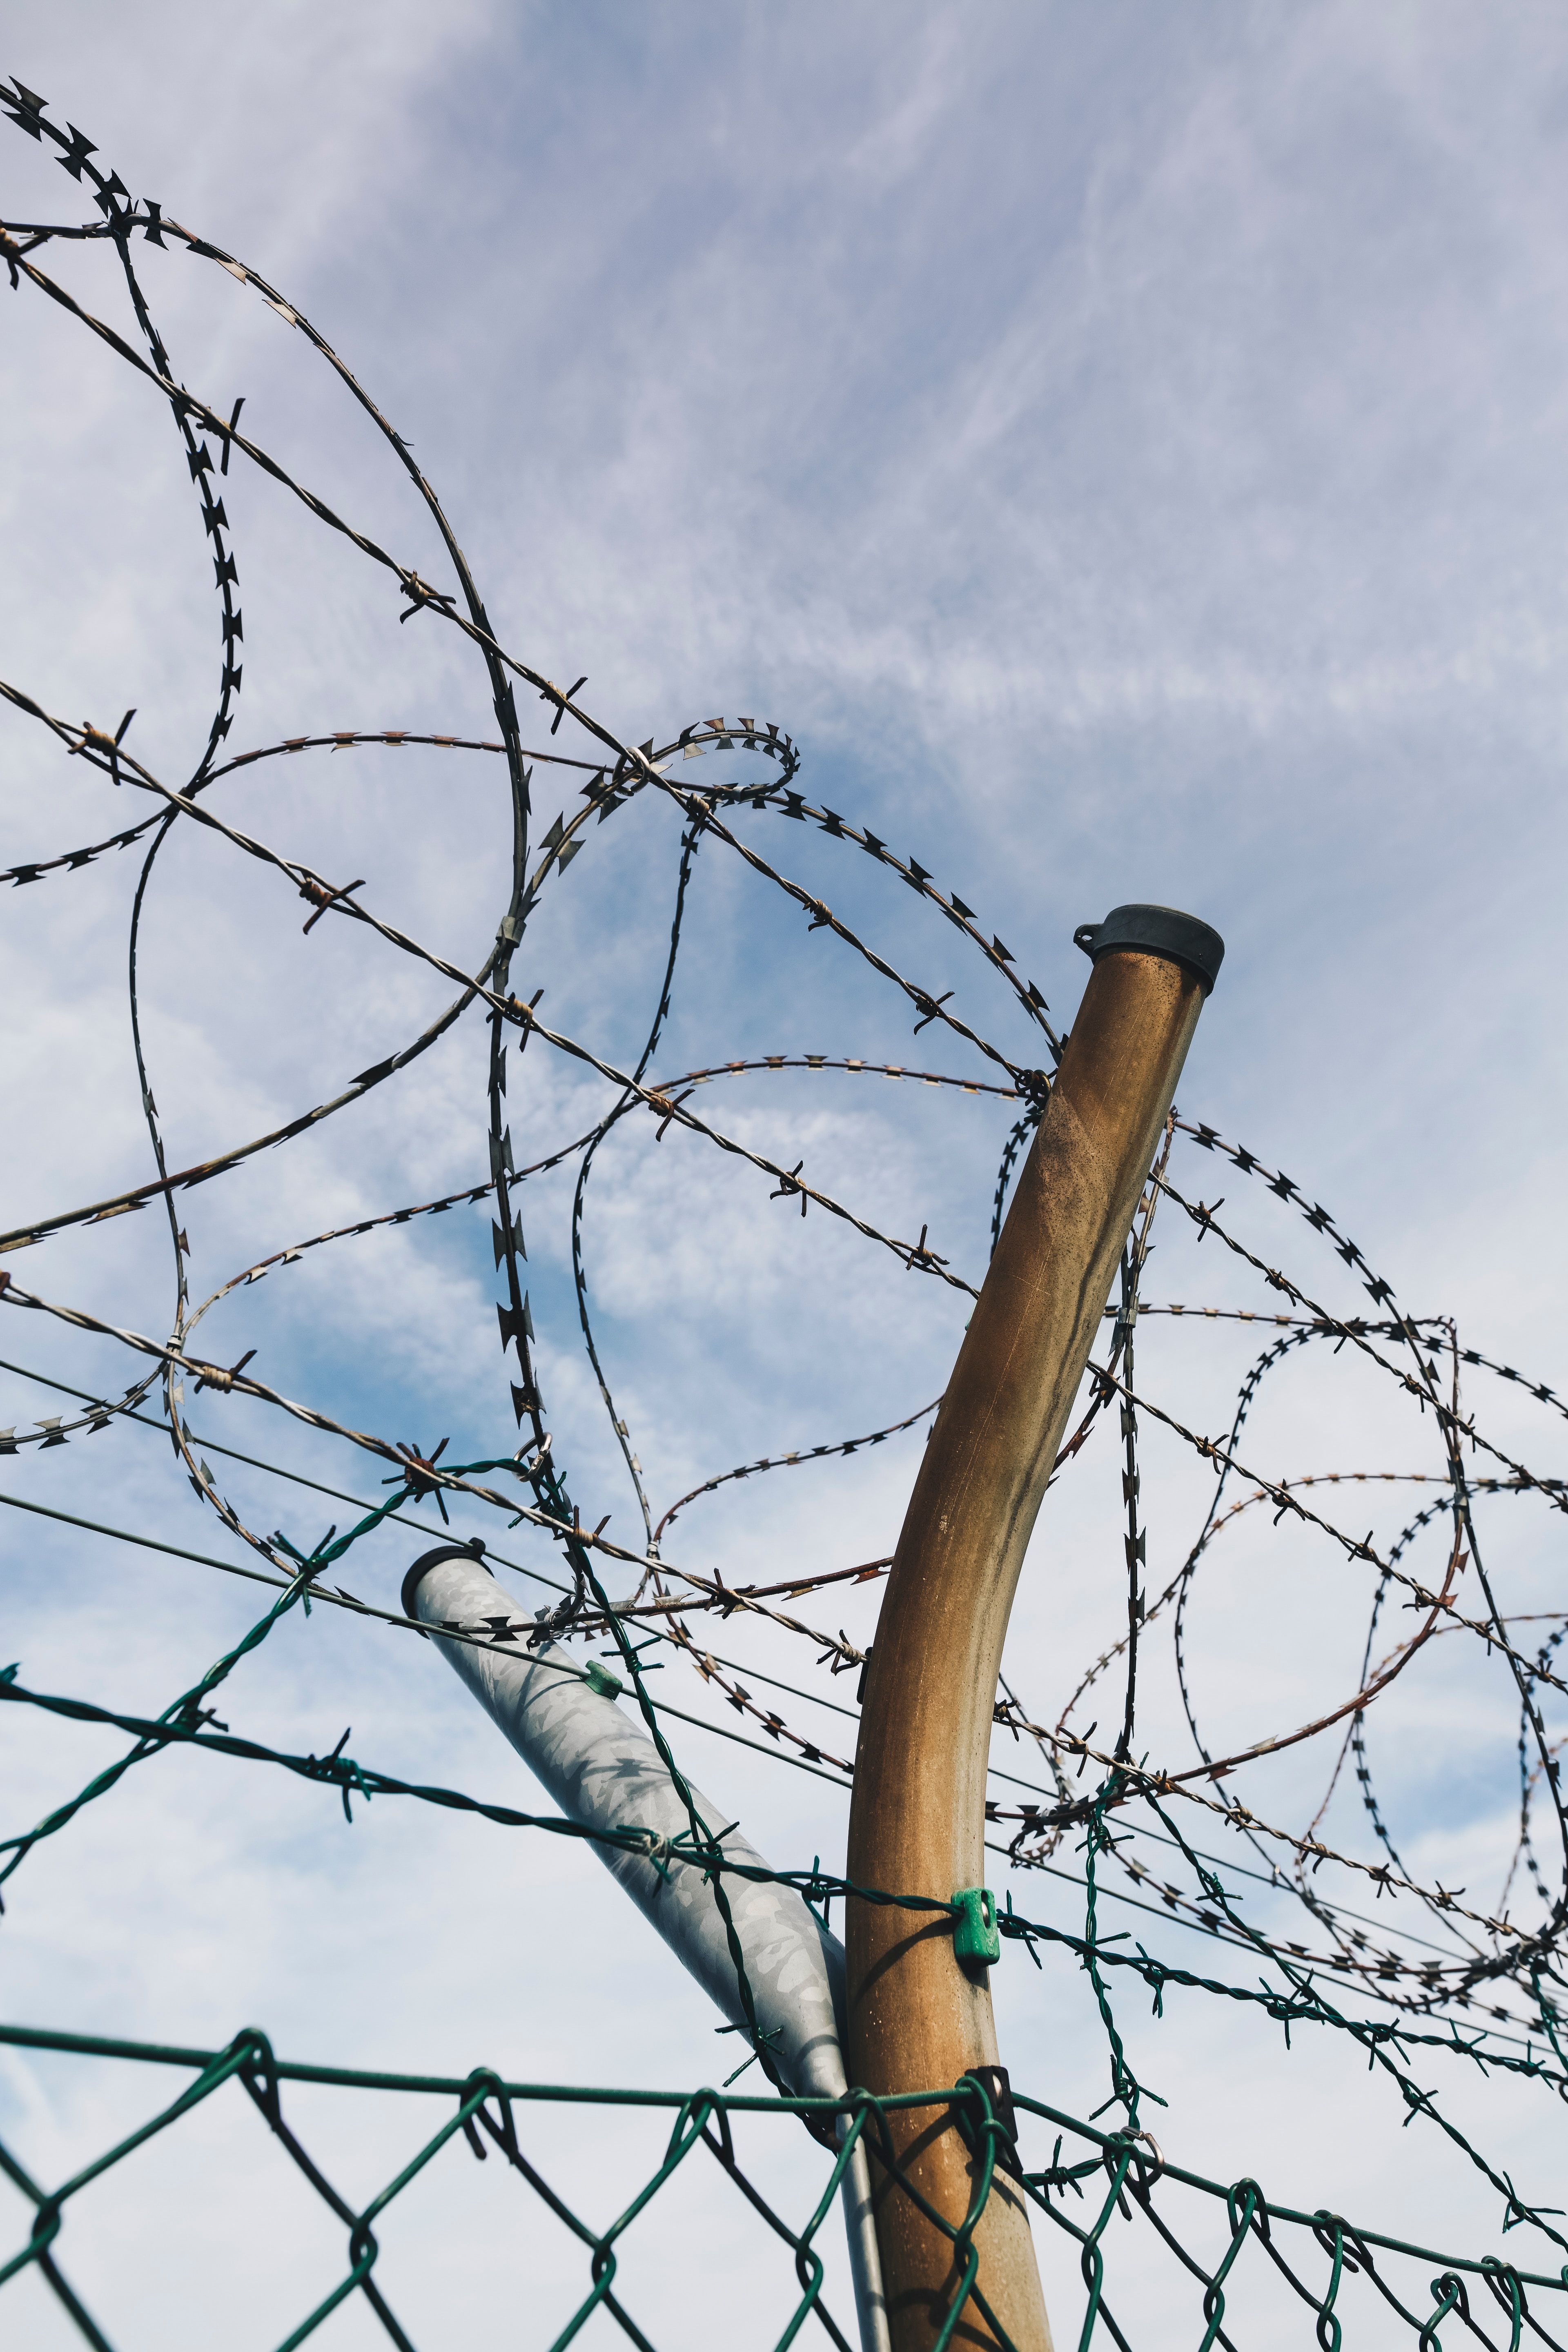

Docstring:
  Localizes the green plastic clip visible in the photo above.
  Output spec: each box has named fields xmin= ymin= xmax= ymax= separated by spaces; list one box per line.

xmin=951 ymin=1886 xmax=1000 ymax=1967
xmin=583 ymin=1658 xmax=624 ymax=1699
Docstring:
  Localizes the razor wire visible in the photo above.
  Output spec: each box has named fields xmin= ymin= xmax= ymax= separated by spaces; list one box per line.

xmin=4 ymin=72 xmax=1568 ymax=2346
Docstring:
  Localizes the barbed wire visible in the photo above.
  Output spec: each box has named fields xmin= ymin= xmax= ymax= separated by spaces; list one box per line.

xmin=5 ymin=72 xmax=1568 ymax=2342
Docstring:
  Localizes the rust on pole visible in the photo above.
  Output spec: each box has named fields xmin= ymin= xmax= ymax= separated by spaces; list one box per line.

xmin=846 ymin=905 xmax=1224 ymax=2352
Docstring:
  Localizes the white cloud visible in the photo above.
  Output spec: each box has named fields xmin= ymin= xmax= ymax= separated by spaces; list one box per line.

xmin=7 ymin=2 xmax=1568 ymax=2341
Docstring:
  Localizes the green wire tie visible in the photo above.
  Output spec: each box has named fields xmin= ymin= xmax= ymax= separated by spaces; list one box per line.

xmin=583 ymin=1659 xmax=624 ymax=1699
xmin=952 ymin=1886 xmax=1000 ymax=1967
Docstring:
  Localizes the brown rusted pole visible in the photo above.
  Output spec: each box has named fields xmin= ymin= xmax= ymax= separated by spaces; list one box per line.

xmin=846 ymin=904 xmax=1223 ymax=2352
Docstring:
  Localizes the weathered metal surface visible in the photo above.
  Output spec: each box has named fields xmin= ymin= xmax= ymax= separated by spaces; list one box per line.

xmin=846 ymin=942 xmax=1210 ymax=2351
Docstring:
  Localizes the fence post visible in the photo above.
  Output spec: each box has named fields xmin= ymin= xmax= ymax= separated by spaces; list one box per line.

xmin=403 ymin=1543 xmax=891 ymax=2351
xmin=846 ymin=905 xmax=1223 ymax=2350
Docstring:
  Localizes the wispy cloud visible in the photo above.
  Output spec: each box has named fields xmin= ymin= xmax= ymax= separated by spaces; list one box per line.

xmin=6 ymin=2 xmax=1568 ymax=2337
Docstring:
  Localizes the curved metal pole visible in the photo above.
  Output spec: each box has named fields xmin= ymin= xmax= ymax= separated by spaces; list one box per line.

xmin=846 ymin=910 xmax=1222 ymax=2351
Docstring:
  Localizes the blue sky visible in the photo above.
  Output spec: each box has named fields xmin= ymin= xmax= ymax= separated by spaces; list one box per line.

xmin=4 ymin=5 xmax=1568 ymax=2343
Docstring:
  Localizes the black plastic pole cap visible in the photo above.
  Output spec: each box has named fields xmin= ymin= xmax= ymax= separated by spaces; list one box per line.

xmin=401 ymin=1536 xmax=487 ymax=1624
xmin=1073 ymin=904 xmax=1225 ymax=997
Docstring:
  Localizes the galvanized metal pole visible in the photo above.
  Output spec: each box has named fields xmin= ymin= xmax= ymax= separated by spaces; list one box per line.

xmin=403 ymin=1543 xmax=891 ymax=2352
xmin=845 ymin=906 xmax=1223 ymax=2352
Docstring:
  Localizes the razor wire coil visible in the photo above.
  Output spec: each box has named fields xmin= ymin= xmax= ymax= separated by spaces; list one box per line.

xmin=4 ymin=72 xmax=1568 ymax=2346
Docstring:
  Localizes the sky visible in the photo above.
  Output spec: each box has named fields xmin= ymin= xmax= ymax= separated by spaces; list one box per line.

xmin=4 ymin=3 xmax=1568 ymax=2345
